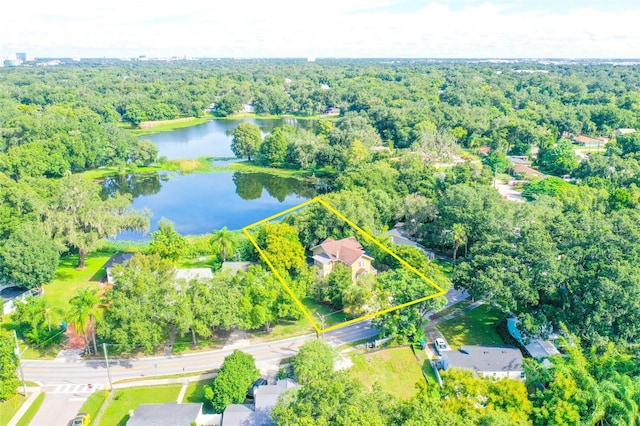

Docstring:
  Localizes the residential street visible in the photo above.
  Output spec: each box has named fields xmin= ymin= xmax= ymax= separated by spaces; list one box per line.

xmin=21 ymin=320 xmax=378 ymax=426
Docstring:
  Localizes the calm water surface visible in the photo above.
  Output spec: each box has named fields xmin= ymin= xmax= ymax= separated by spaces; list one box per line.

xmin=145 ymin=118 xmax=315 ymax=159
xmin=108 ymin=172 xmax=316 ymax=240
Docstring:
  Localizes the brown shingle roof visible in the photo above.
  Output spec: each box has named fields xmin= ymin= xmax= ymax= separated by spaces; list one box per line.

xmin=318 ymin=237 xmax=366 ymax=266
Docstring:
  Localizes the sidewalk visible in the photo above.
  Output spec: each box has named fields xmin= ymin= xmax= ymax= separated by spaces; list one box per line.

xmin=7 ymin=389 xmax=41 ymax=426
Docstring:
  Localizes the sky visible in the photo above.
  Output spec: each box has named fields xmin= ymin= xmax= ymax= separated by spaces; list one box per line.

xmin=1 ymin=0 xmax=639 ymax=59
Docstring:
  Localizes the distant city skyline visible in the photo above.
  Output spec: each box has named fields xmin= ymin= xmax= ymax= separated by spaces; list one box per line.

xmin=2 ymin=0 xmax=639 ymax=59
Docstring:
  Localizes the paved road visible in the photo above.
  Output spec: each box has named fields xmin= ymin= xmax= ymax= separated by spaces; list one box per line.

xmin=23 ymin=320 xmax=378 ymax=426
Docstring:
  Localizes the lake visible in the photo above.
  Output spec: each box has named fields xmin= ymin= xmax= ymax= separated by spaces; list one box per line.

xmin=145 ymin=117 xmax=316 ymax=159
xmin=107 ymin=171 xmax=316 ymax=240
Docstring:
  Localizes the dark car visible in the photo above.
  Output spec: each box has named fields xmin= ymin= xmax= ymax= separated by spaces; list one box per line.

xmin=246 ymin=378 xmax=268 ymax=399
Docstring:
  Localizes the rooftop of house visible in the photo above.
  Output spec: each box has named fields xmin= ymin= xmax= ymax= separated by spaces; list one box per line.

xmin=573 ymin=135 xmax=608 ymax=144
xmin=221 ymin=261 xmax=258 ymax=275
xmin=442 ymin=345 xmax=524 ymax=373
xmin=512 ymin=164 xmax=544 ymax=177
xmin=127 ymin=402 xmax=202 ymax=426
xmin=175 ymin=268 xmax=213 ymax=281
xmin=507 ymin=156 xmax=531 ymax=166
xmin=222 ymin=379 xmax=298 ymax=426
xmin=312 ymin=237 xmax=370 ymax=266
xmin=254 ymin=378 xmax=298 ymax=411
xmin=221 ymin=404 xmax=254 ymax=426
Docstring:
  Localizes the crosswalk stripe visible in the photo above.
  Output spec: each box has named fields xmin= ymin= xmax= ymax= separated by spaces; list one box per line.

xmin=47 ymin=384 xmax=104 ymax=394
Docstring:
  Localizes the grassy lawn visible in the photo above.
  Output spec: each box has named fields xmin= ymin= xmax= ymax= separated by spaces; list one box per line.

xmin=413 ymin=346 xmax=441 ymax=395
xmin=171 ymin=333 xmax=226 ymax=354
xmin=15 ymin=392 xmax=44 ymax=426
xmin=349 ymin=346 xmax=425 ymax=400
xmin=429 ymin=299 xmax=472 ymax=321
xmin=183 ymin=379 xmax=216 ymax=414
xmin=100 ymin=384 xmax=181 ymax=426
xmin=437 ymin=303 xmax=506 ymax=349
xmin=175 ymin=254 xmax=219 ymax=270
xmin=126 ymin=116 xmax=213 ymax=136
xmin=45 ymin=250 xmax=116 ymax=322
xmin=2 ymin=249 xmax=116 ymax=358
xmin=0 ymin=393 xmax=27 ymax=425
xmin=251 ymin=298 xmax=347 ymax=341
xmin=115 ymin=370 xmax=216 ymax=384
xmin=78 ymin=391 xmax=108 ymax=423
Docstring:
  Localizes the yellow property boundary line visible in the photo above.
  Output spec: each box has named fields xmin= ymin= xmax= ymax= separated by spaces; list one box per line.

xmin=242 ymin=197 xmax=446 ymax=334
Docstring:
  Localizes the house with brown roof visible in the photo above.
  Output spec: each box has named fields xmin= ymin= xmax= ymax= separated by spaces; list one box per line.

xmin=311 ymin=237 xmax=376 ymax=280
xmin=572 ymin=135 xmax=608 ymax=147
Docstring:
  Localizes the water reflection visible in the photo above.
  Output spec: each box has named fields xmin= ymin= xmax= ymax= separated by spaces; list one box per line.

xmin=107 ymin=171 xmax=317 ymax=238
xmin=101 ymin=172 xmax=167 ymax=199
xmin=145 ymin=118 xmax=316 ymax=160
xmin=233 ymin=172 xmax=318 ymax=202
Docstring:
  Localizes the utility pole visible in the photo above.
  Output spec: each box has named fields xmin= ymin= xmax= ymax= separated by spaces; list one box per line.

xmin=316 ymin=309 xmax=346 ymax=340
xmin=13 ymin=330 xmax=27 ymax=396
xmin=103 ymin=343 xmax=113 ymax=391
xmin=316 ymin=313 xmax=326 ymax=340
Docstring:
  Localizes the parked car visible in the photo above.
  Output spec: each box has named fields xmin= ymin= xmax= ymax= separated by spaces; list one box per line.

xmin=434 ymin=338 xmax=450 ymax=355
xmin=246 ymin=378 xmax=268 ymax=399
xmin=72 ymin=412 xmax=90 ymax=426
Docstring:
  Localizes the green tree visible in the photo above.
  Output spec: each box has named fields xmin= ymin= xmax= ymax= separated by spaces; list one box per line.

xmin=451 ymin=223 xmax=468 ymax=264
xmin=210 ymin=227 xmax=238 ymax=262
xmin=617 ymin=131 xmax=640 ymax=155
xmin=537 ymin=139 xmax=579 ymax=176
xmin=99 ymin=254 xmax=178 ymax=353
xmin=258 ymin=127 xmax=289 ymax=167
xmin=47 ymin=174 xmax=149 ymax=268
xmin=253 ymin=222 xmax=306 ymax=275
xmin=325 ymin=263 xmax=352 ymax=309
xmin=0 ymin=223 xmax=59 ymax=291
xmin=231 ymin=123 xmax=262 ymax=161
xmin=208 ymin=350 xmax=260 ymax=413
xmin=149 ymin=218 xmax=187 ymax=262
xmin=273 ymin=372 xmax=392 ymax=426
xmin=440 ymin=368 xmax=533 ymax=425
xmin=11 ymin=295 xmax=62 ymax=346
xmin=0 ymin=333 xmax=18 ymax=401
xmin=178 ymin=272 xmax=242 ymax=346
xmin=68 ymin=287 xmax=101 ymax=355
xmin=483 ymin=149 xmax=510 ymax=174
xmin=292 ymin=340 xmax=337 ymax=385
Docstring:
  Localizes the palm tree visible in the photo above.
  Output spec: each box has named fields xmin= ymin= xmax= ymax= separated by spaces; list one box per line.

xmin=452 ymin=223 xmax=468 ymax=265
xmin=68 ymin=288 xmax=101 ymax=355
xmin=210 ymin=227 xmax=237 ymax=262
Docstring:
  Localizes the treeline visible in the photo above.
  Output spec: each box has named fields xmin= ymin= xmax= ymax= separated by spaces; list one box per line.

xmin=3 ymin=60 xmax=640 ymax=178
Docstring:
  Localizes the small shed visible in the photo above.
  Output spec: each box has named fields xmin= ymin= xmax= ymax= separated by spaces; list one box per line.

xmin=104 ymin=253 xmax=135 ymax=284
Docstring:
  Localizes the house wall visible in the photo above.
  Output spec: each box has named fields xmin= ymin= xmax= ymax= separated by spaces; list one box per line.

xmin=350 ymin=256 xmax=373 ymax=279
xmin=316 ymin=261 xmax=333 ymax=277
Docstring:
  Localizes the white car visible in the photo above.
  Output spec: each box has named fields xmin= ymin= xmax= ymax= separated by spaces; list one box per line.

xmin=434 ymin=338 xmax=449 ymax=355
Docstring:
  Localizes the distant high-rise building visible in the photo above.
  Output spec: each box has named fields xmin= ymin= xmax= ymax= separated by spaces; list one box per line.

xmin=15 ymin=52 xmax=27 ymax=62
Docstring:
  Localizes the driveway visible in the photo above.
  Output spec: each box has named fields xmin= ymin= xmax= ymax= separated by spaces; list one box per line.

xmin=494 ymin=180 xmax=524 ymax=202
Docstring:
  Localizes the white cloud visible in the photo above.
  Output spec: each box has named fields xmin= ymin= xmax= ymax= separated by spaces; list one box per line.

xmin=1 ymin=1 xmax=639 ymax=57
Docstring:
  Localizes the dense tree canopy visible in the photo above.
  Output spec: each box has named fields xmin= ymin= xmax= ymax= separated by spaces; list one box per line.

xmin=0 ymin=333 xmax=18 ymax=401
xmin=207 ymin=350 xmax=260 ymax=413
